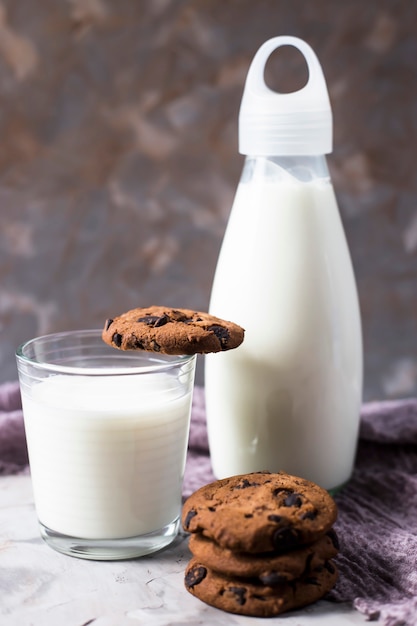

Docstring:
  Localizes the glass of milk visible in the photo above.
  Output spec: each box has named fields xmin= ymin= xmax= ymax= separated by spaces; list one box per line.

xmin=16 ymin=330 xmax=196 ymax=560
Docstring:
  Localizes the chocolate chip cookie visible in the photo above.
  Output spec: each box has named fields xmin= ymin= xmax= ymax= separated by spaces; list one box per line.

xmin=184 ymin=557 xmax=338 ymax=617
xmin=181 ymin=471 xmax=338 ymax=553
xmin=188 ymin=530 xmax=338 ymax=583
xmin=102 ymin=306 xmax=244 ymax=355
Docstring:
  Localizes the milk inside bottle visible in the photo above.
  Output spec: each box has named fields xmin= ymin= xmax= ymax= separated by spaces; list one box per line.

xmin=205 ymin=36 xmax=363 ymax=492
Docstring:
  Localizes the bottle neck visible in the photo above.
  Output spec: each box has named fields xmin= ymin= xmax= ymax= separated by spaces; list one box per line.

xmin=241 ymin=155 xmax=330 ymax=184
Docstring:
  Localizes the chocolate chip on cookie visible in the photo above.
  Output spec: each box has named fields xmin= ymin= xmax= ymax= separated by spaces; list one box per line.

xmin=102 ymin=306 xmax=244 ymax=355
xmin=181 ymin=471 xmax=337 ymax=553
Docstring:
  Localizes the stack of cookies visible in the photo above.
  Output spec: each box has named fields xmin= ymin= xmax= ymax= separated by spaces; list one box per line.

xmin=181 ymin=471 xmax=339 ymax=617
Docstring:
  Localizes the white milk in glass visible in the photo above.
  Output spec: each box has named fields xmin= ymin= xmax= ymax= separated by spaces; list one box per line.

xmin=21 ymin=373 xmax=193 ymax=539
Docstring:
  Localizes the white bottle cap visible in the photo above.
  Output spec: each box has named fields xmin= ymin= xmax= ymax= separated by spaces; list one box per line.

xmin=239 ymin=36 xmax=333 ymax=156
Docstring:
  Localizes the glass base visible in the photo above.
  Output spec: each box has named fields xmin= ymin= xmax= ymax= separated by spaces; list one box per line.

xmin=39 ymin=517 xmax=180 ymax=560
xmin=328 ymin=480 xmax=349 ymax=496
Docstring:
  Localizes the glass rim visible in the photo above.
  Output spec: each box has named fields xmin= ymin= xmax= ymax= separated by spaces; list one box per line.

xmin=16 ymin=329 xmax=197 ymax=377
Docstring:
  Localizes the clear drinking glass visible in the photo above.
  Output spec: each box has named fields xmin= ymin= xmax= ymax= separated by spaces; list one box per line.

xmin=16 ymin=330 xmax=196 ymax=560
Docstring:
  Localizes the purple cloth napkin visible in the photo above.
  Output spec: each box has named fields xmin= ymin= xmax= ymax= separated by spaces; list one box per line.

xmin=0 ymin=381 xmax=28 ymax=475
xmin=2 ymin=382 xmax=417 ymax=625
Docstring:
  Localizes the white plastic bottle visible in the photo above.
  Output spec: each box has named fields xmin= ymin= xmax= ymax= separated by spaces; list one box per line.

xmin=205 ymin=36 xmax=363 ymax=492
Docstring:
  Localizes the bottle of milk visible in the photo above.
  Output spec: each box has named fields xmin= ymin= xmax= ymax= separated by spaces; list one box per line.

xmin=205 ymin=36 xmax=363 ymax=492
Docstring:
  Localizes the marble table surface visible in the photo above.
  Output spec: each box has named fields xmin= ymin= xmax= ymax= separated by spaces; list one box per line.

xmin=0 ymin=475 xmax=368 ymax=626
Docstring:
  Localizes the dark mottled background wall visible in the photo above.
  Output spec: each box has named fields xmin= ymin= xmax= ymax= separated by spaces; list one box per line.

xmin=0 ymin=0 xmax=416 ymax=400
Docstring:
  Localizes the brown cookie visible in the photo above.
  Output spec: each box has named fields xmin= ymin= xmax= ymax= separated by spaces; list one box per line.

xmin=184 ymin=557 xmax=338 ymax=617
xmin=182 ymin=471 xmax=338 ymax=553
xmin=188 ymin=530 xmax=338 ymax=583
xmin=102 ymin=306 xmax=244 ymax=355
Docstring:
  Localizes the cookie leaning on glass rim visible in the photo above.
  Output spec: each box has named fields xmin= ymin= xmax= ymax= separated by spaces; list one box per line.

xmin=102 ymin=306 xmax=245 ymax=355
